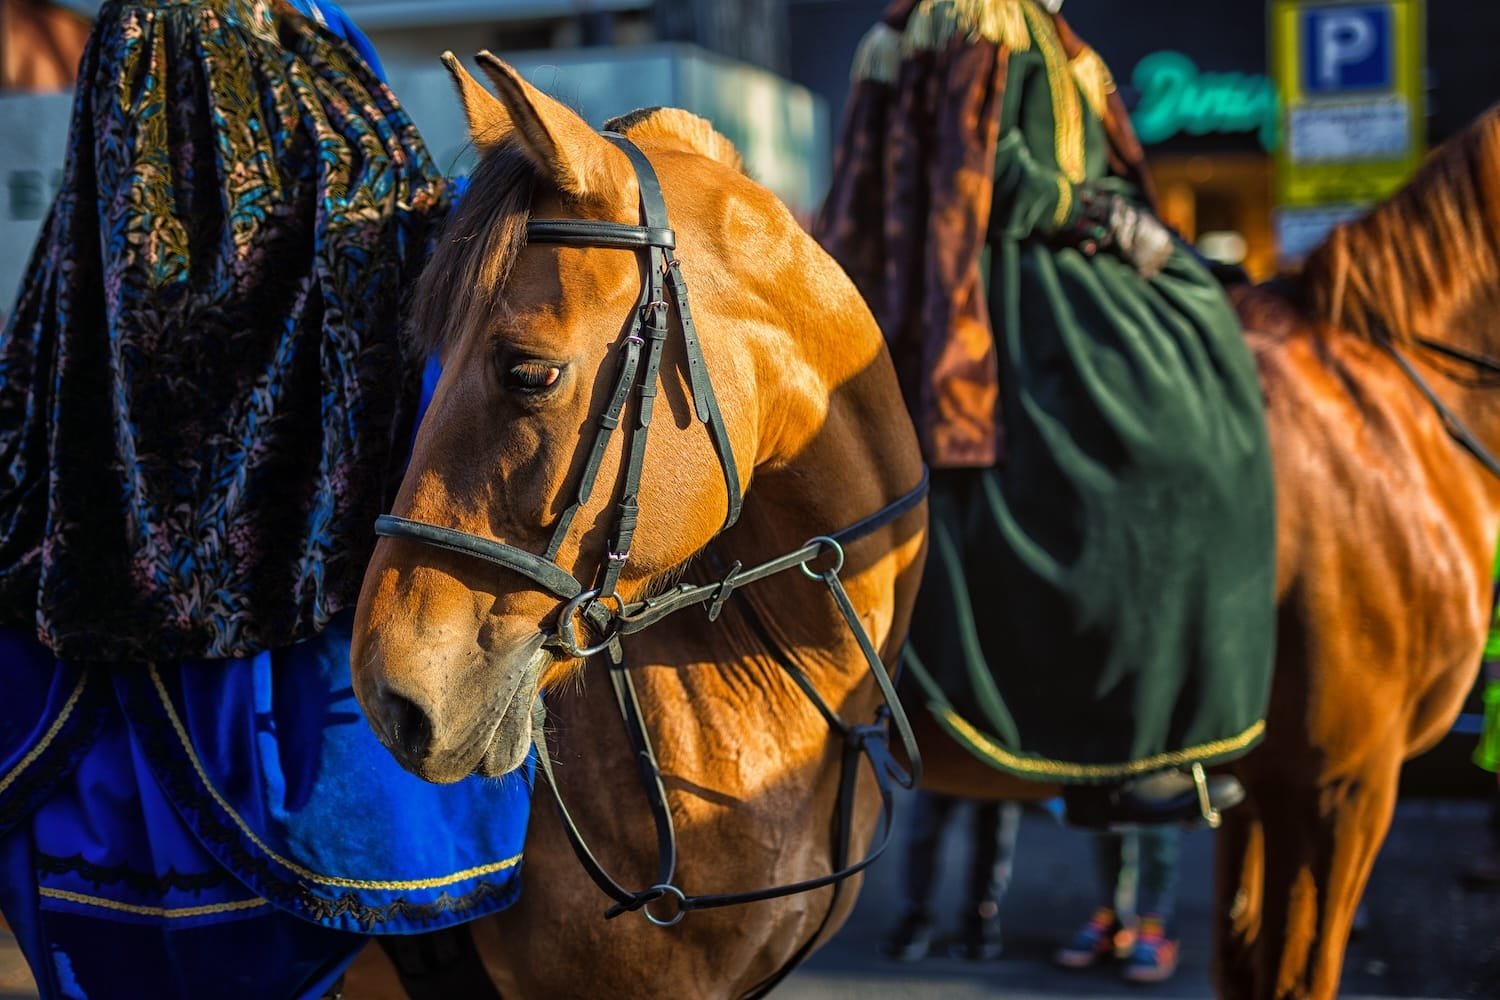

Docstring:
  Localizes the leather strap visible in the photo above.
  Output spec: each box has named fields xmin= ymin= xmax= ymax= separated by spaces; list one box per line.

xmin=373 ymin=131 xmax=930 ymax=940
xmin=611 ymin=470 xmax=929 ymax=638
xmin=377 ymin=133 xmax=744 ymax=633
xmin=1380 ymin=337 xmax=1500 ymax=479
xmin=1415 ymin=336 xmax=1500 ymax=381
xmin=374 ymin=515 xmax=583 ymax=600
xmin=525 ymin=220 xmax=676 ymax=250
xmin=535 ymin=535 xmax=922 ymax=926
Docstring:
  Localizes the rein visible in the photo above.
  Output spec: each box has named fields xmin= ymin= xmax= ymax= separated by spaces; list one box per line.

xmin=1381 ymin=332 xmax=1500 ymax=479
xmin=374 ymin=133 xmax=926 ymax=935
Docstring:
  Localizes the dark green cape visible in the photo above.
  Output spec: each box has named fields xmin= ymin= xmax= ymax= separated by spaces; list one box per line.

xmin=820 ymin=0 xmax=1275 ymax=782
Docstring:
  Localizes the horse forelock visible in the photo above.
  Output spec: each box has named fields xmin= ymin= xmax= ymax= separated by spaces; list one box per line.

xmin=1300 ymin=102 xmax=1500 ymax=345
xmin=408 ymin=144 xmax=538 ymax=357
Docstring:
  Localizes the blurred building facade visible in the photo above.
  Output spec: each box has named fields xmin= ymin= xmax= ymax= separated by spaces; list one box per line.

xmin=0 ymin=0 xmax=829 ymax=316
xmin=790 ymin=0 xmax=1499 ymax=280
xmin=3 ymin=1 xmax=1499 ymax=300
xmin=347 ymin=0 xmax=827 ymax=218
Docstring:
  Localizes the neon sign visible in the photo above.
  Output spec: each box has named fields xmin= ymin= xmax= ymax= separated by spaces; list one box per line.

xmin=1130 ymin=50 xmax=1281 ymax=151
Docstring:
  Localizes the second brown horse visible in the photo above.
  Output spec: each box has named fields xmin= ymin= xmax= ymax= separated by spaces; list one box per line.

xmin=913 ymin=104 xmax=1500 ymax=999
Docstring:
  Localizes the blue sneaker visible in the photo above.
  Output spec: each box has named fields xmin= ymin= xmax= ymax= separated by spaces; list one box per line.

xmin=1122 ymin=916 xmax=1179 ymax=984
xmin=1054 ymin=907 xmax=1131 ymax=969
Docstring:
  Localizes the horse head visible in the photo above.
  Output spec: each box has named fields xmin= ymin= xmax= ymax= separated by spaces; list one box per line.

xmin=352 ymin=54 xmax=828 ymax=782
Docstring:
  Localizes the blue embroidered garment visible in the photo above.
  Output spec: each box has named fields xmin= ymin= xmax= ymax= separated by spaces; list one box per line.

xmin=0 ymin=4 xmax=532 ymax=998
xmin=0 ymin=0 xmax=441 ymax=662
xmin=0 ymin=623 xmax=533 ymax=999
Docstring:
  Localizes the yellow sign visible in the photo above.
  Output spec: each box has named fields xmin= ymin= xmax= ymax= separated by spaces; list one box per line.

xmin=1271 ymin=0 xmax=1425 ymax=208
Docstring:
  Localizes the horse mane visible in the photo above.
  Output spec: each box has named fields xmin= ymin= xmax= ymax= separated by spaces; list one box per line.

xmin=605 ymin=107 xmax=746 ymax=174
xmin=1300 ymin=102 xmax=1500 ymax=344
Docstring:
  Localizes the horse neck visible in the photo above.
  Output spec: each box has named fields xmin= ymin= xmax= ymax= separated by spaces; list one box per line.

xmin=1427 ymin=293 xmax=1500 ymax=466
xmin=707 ymin=321 xmax=923 ymax=705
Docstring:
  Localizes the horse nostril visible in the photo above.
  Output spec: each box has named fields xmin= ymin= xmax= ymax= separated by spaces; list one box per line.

xmin=379 ymin=688 xmax=433 ymax=762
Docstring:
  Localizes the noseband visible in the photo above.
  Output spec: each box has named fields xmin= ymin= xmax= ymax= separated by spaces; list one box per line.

xmin=373 ymin=133 xmax=927 ymax=964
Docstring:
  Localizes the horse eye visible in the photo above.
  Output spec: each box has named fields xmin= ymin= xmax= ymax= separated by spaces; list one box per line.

xmin=504 ymin=361 xmax=563 ymax=394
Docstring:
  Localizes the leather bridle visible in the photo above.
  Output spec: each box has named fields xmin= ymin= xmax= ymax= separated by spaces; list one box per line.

xmin=1381 ymin=332 xmax=1500 ymax=479
xmin=373 ymin=133 xmax=927 ymax=972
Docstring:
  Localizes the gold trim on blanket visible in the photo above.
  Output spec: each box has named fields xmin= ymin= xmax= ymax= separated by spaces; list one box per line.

xmin=39 ymin=887 xmax=270 ymax=919
xmin=938 ymin=707 xmax=1266 ymax=780
xmin=147 ymin=663 xmax=522 ymax=891
xmin=903 ymin=647 xmax=1265 ymax=781
xmin=0 ymin=673 xmax=88 ymax=798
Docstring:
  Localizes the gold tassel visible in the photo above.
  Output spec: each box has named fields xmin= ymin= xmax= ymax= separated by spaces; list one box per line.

xmin=901 ymin=0 xmax=1031 ymax=57
xmin=1070 ymin=47 xmax=1115 ymax=120
xmin=850 ymin=22 xmax=902 ymax=84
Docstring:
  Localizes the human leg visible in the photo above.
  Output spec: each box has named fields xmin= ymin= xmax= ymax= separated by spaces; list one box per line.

xmin=1122 ymin=826 xmax=1182 ymax=983
xmin=950 ymin=800 xmax=1020 ymax=960
xmin=882 ymin=792 xmax=960 ymax=961
xmin=1054 ymin=833 xmax=1131 ymax=969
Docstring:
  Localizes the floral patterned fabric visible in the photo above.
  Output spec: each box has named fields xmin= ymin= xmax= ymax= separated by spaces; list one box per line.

xmin=0 ymin=0 xmax=446 ymax=662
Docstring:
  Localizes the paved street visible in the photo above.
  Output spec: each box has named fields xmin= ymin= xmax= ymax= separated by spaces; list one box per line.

xmin=782 ymin=796 xmax=1500 ymax=999
xmin=2 ymin=798 xmax=1497 ymax=998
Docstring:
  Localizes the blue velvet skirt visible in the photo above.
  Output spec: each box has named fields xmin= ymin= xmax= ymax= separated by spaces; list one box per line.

xmin=0 ymin=617 xmax=532 ymax=1000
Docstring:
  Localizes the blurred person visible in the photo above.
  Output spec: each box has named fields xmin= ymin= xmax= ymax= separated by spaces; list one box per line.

xmin=817 ymin=0 xmax=1272 ymax=829
xmin=882 ymin=793 xmax=1021 ymax=962
xmin=0 ymin=2 xmax=529 ymax=997
xmin=1054 ymin=827 xmax=1181 ymax=984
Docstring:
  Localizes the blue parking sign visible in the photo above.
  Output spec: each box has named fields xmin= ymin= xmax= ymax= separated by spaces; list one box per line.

xmin=1302 ymin=5 xmax=1392 ymax=93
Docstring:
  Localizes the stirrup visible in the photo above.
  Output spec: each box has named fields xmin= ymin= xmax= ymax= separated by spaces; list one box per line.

xmin=1191 ymin=762 xmax=1221 ymax=829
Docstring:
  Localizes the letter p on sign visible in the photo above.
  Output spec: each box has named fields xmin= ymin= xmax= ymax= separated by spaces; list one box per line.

xmin=1302 ymin=5 xmax=1392 ymax=94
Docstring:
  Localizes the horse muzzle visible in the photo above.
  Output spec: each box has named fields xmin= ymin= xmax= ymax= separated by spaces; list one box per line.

xmin=359 ymin=635 xmax=549 ymax=783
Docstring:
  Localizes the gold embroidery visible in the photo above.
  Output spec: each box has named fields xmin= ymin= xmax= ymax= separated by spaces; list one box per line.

xmin=901 ymin=0 xmax=1030 ymax=56
xmin=937 ymin=707 xmax=1267 ymax=780
xmin=40 ymin=887 xmax=269 ymax=919
xmin=148 ymin=664 xmax=523 ymax=891
xmin=0 ymin=674 xmax=87 ymax=797
xmin=1070 ymin=47 xmax=1115 ymax=120
xmin=1021 ymin=1 xmax=1086 ymax=183
xmin=1052 ymin=173 xmax=1074 ymax=229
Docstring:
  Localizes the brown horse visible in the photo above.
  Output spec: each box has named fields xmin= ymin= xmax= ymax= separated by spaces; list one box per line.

xmin=1214 ymin=107 xmax=1500 ymax=998
xmin=349 ymin=53 xmax=927 ymax=998
xmin=905 ymin=107 xmax=1500 ymax=999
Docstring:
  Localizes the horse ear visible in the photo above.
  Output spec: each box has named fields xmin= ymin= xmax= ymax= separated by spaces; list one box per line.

xmin=442 ymin=51 xmax=512 ymax=151
xmin=473 ymin=51 xmax=633 ymax=203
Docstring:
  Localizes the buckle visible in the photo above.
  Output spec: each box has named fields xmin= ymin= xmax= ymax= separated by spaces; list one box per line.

xmin=553 ymin=589 xmax=624 ymax=659
xmin=705 ymin=560 xmax=743 ymax=622
xmin=799 ymin=536 xmax=846 ymax=580
xmin=640 ymin=883 xmax=688 ymax=927
xmin=1191 ymin=762 xmax=1222 ymax=829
